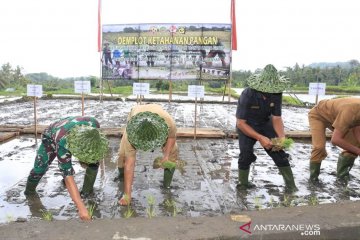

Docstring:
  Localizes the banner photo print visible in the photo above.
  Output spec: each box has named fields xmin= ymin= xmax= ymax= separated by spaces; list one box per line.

xmin=101 ymin=23 xmax=232 ymax=81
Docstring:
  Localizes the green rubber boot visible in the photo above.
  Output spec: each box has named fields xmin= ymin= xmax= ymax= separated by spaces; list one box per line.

xmin=237 ymin=169 xmax=255 ymax=190
xmin=163 ymin=168 xmax=175 ymax=189
xmin=278 ymin=166 xmax=298 ymax=193
xmin=309 ymin=162 xmax=321 ymax=182
xmin=24 ymin=180 xmax=39 ymax=195
xmin=336 ymin=154 xmax=355 ymax=181
xmin=81 ymin=166 xmax=98 ymax=195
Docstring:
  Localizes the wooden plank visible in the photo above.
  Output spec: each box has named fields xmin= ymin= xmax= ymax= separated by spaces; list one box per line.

xmin=177 ymin=128 xmax=226 ymax=138
xmin=0 ymin=132 xmax=19 ymax=142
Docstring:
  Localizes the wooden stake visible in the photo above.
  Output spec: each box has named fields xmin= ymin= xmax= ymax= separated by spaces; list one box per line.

xmin=194 ymin=97 xmax=197 ymax=140
xmin=33 ymin=96 xmax=38 ymax=145
xmin=81 ymin=93 xmax=85 ymax=116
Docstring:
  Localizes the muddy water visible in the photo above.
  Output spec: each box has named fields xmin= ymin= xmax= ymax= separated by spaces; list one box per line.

xmin=0 ymin=99 xmax=359 ymax=223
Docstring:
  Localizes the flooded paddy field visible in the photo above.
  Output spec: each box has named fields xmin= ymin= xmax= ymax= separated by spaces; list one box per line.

xmin=0 ymin=98 xmax=359 ymax=223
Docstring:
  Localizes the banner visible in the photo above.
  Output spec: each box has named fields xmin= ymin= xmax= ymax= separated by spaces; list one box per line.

xmin=101 ymin=23 xmax=231 ymax=81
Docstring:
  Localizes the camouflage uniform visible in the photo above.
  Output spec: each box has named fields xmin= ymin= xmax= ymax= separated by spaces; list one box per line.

xmin=27 ymin=116 xmax=100 ymax=183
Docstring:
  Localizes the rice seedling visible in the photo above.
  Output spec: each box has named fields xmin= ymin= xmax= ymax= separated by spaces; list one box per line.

xmin=146 ymin=195 xmax=156 ymax=219
xmin=308 ymin=195 xmax=319 ymax=206
xmin=40 ymin=209 xmax=53 ymax=221
xmin=164 ymin=199 xmax=180 ymax=217
xmin=122 ymin=194 xmax=134 ymax=219
xmin=87 ymin=203 xmax=96 ymax=219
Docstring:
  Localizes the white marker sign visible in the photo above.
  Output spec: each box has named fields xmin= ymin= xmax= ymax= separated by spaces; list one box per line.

xmin=27 ymin=84 xmax=43 ymax=97
xmin=133 ymin=83 xmax=150 ymax=95
xmin=309 ymin=83 xmax=326 ymax=96
xmin=74 ymin=81 xmax=91 ymax=94
xmin=188 ymin=85 xmax=204 ymax=98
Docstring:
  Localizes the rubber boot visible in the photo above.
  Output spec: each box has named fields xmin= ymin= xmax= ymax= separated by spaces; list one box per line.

xmin=24 ymin=180 xmax=39 ymax=195
xmin=81 ymin=166 xmax=98 ymax=195
xmin=278 ymin=166 xmax=298 ymax=193
xmin=309 ymin=162 xmax=321 ymax=182
xmin=237 ymin=169 xmax=255 ymax=190
xmin=336 ymin=154 xmax=355 ymax=181
xmin=163 ymin=168 xmax=175 ymax=189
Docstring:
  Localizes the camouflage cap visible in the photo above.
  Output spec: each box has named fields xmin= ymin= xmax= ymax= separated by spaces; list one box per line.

xmin=247 ymin=64 xmax=290 ymax=93
xmin=126 ymin=111 xmax=169 ymax=151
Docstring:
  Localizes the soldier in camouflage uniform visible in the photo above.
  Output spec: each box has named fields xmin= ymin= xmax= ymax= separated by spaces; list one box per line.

xmin=236 ymin=64 xmax=298 ymax=192
xmin=24 ymin=116 xmax=108 ymax=221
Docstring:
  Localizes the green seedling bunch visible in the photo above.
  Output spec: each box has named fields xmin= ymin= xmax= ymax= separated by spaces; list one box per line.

xmin=66 ymin=125 xmax=109 ymax=164
xmin=271 ymin=137 xmax=294 ymax=152
xmin=308 ymin=195 xmax=319 ymax=206
xmin=40 ymin=209 xmax=53 ymax=221
xmin=87 ymin=203 xmax=96 ymax=219
xmin=153 ymin=157 xmax=187 ymax=174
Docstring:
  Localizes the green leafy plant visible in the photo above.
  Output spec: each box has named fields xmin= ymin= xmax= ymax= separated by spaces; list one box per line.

xmin=40 ymin=210 xmax=53 ymax=221
xmin=254 ymin=196 xmax=263 ymax=210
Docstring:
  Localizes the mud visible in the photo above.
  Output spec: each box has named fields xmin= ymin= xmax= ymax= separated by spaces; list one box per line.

xmin=0 ymin=97 xmax=359 ymax=224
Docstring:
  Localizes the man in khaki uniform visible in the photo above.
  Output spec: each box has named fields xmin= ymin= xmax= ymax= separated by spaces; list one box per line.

xmin=308 ymin=97 xmax=360 ymax=182
xmin=117 ymin=104 xmax=178 ymax=205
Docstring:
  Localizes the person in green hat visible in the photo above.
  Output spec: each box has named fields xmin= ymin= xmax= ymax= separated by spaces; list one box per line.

xmin=308 ymin=97 xmax=360 ymax=183
xmin=24 ymin=116 xmax=109 ymax=221
xmin=235 ymin=64 xmax=298 ymax=192
xmin=117 ymin=103 xmax=178 ymax=206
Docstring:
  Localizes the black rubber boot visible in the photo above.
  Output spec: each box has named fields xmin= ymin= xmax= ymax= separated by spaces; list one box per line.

xmin=336 ymin=154 xmax=355 ymax=181
xmin=81 ymin=165 xmax=98 ymax=195
xmin=237 ymin=169 xmax=255 ymax=190
xmin=163 ymin=168 xmax=175 ymax=189
xmin=309 ymin=162 xmax=321 ymax=182
xmin=278 ymin=166 xmax=298 ymax=193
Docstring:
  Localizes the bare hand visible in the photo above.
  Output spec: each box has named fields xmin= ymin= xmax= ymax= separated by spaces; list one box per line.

xmin=258 ymin=136 xmax=272 ymax=150
xmin=78 ymin=206 xmax=91 ymax=221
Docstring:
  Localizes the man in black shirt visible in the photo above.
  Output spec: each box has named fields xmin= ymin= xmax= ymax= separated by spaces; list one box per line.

xmin=235 ymin=64 xmax=298 ymax=192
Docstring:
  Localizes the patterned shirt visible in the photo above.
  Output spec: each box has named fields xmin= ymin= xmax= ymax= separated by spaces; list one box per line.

xmin=43 ymin=116 xmax=100 ymax=176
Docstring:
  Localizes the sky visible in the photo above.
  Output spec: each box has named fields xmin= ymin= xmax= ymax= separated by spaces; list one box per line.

xmin=0 ymin=0 xmax=359 ymax=78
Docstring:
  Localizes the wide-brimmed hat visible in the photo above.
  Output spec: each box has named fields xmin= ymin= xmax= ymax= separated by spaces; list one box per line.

xmin=126 ymin=111 xmax=169 ymax=151
xmin=66 ymin=125 xmax=109 ymax=164
xmin=247 ymin=64 xmax=290 ymax=93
